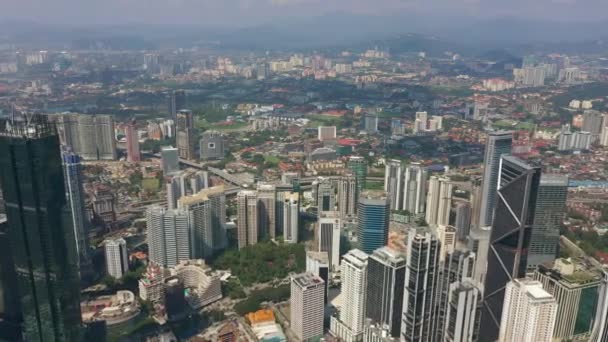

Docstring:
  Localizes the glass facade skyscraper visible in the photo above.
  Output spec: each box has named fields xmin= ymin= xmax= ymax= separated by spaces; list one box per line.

xmin=357 ymin=191 xmax=390 ymax=254
xmin=478 ymin=131 xmax=512 ymax=227
xmin=0 ymin=116 xmax=82 ymax=341
xmin=479 ymin=155 xmax=541 ymax=342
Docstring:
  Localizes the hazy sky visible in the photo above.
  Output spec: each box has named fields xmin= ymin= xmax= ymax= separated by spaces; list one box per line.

xmin=3 ymin=0 xmax=608 ymax=26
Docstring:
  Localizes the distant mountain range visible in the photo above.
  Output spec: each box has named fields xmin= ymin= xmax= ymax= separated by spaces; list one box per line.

xmin=1 ymin=14 xmax=608 ymax=55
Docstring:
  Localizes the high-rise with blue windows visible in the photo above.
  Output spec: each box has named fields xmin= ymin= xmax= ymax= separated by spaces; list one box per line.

xmin=357 ymin=191 xmax=390 ymax=254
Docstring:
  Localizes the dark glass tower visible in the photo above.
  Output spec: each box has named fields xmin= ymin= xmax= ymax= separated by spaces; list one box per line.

xmin=479 ymin=155 xmax=541 ymax=342
xmin=365 ymin=247 xmax=406 ymax=338
xmin=357 ymin=191 xmax=390 ymax=254
xmin=0 ymin=116 xmax=82 ymax=341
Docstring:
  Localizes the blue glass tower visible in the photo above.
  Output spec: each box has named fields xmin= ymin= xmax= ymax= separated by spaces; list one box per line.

xmin=357 ymin=191 xmax=390 ymax=254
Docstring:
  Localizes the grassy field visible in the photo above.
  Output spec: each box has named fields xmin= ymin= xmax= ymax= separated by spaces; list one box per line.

xmin=263 ymin=155 xmax=281 ymax=164
xmin=306 ymin=114 xmax=343 ymax=127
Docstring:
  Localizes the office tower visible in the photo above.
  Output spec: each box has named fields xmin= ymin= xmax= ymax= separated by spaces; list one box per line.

xmin=166 ymin=174 xmax=183 ymax=210
xmin=62 ymin=151 xmax=90 ymax=270
xmin=125 ymin=119 xmax=140 ymax=162
xmin=338 ymin=172 xmax=358 ymax=218
xmin=469 ymin=179 xmax=483 ymax=229
xmin=401 ymin=163 xmax=427 ymax=214
xmin=429 ymin=115 xmax=443 ymax=131
xmin=330 ymin=249 xmax=369 ymax=342
xmin=316 ymin=177 xmax=336 ymax=212
xmin=348 ymin=156 xmax=368 ymax=191
xmin=444 ymin=279 xmax=481 ymax=342
xmin=478 ymin=131 xmax=513 ymax=227
xmin=168 ymin=90 xmax=186 ymax=119
xmin=498 ymin=279 xmax=557 ymax=342
xmin=534 ymin=259 xmax=603 ymax=340
xmin=0 ymin=116 xmax=82 ymax=341
xmin=257 ymin=184 xmax=276 ymax=240
xmin=0 ymin=215 xmax=21 ymax=342
xmin=318 ymin=126 xmax=337 ymax=141
xmin=480 ymin=155 xmax=542 ymax=342
xmin=437 ymin=225 xmax=457 ymax=261
xmin=454 ymin=201 xmax=472 ymax=242
xmin=283 ymin=192 xmax=299 ymax=243
xmin=199 ymin=130 xmax=224 ymax=160
xmin=237 ymin=190 xmax=258 ymax=249
xmin=425 ymin=176 xmax=452 ymax=226
xmin=306 ymin=251 xmax=329 ymax=304
xmin=178 ymin=186 xmax=226 ymax=258
xmin=92 ymin=186 xmax=116 ymax=226
xmin=190 ymin=171 xmax=209 ymax=194
xmin=384 ymin=159 xmax=402 ymax=210
xmin=527 ymin=175 xmax=568 ymax=270
xmin=435 ymin=249 xmax=476 ymax=340
xmin=366 ymin=247 xmax=406 ymax=338
xmin=146 ymin=206 xmax=191 ymax=268
xmin=176 ymin=109 xmax=197 ymax=160
xmin=468 ymin=226 xmax=491 ymax=285
xmin=161 ymin=146 xmax=180 ymax=175
xmin=401 ymin=231 xmax=440 ymax=342
xmin=53 ymin=113 xmax=117 ymax=160
xmin=290 ymin=273 xmax=325 ymax=342
xmin=318 ymin=211 xmax=341 ymax=271
xmin=582 ymin=110 xmax=604 ymax=136
xmin=363 ymin=319 xmax=400 ymax=342
xmin=357 ymin=191 xmax=390 ymax=254
xmin=104 ymin=238 xmax=129 ymax=279
xmin=590 ymin=270 xmax=608 ymax=342
xmin=364 ymin=115 xmax=379 ymax=133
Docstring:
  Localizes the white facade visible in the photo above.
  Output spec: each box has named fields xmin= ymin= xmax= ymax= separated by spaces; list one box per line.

xmin=104 ymin=238 xmax=129 ymax=279
xmin=499 ymin=279 xmax=557 ymax=342
xmin=283 ymin=192 xmax=300 ymax=243
xmin=318 ymin=126 xmax=337 ymax=141
xmin=330 ymin=249 xmax=369 ymax=341
xmin=402 ymin=163 xmax=427 ymax=214
xmin=425 ymin=176 xmax=452 ymax=226
xmin=161 ymin=146 xmax=179 ymax=175
xmin=318 ymin=212 xmax=341 ymax=271
xmin=146 ymin=206 xmax=192 ymax=268
xmin=384 ymin=160 xmax=402 ymax=211
xmin=291 ymin=273 xmax=325 ymax=341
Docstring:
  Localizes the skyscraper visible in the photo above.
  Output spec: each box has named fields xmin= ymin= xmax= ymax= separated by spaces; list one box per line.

xmin=178 ymin=186 xmax=227 ymax=258
xmin=444 ymin=279 xmax=481 ymax=342
xmin=290 ymin=273 xmax=325 ymax=342
xmin=534 ymin=258 xmax=603 ymax=340
xmin=454 ymin=201 xmax=472 ymax=242
xmin=104 ymin=238 xmax=129 ymax=279
xmin=338 ymin=172 xmax=357 ymax=218
xmin=316 ymin=177 xmax=336 ymax=213
xmin=306 ymin=251 xmax=329 ymax=304
xmin=146 ymin=206 xmax=191 ymax=267
xmin=237 ymin=190 xmax=258 ymax=249
xmin=330 ymin=249 xmax=369 ymax=342
xmin=425 ymin=176 xmax=453 ymax=226
xmin=401 ymin=163 xmax=427 ymax=214
xmin=498 ymin=279 xmax=557 ymax=342
xmin=384 ymin=159 xmax=402 ymax=210
xmin=161 ymin=146 xmax=180 ymax=175
xmin=62 ymin=151 xmax=90 ymax=271
xmin=435 ymin=249 xmax=477 ymax=341
xmin=125 ymin=119 xmax=140 ymax=162
xmin=176 ymin=109 xmax=197 ymax=160
xmin=480 ymin=155 xmax=542 ymax=342
xmin=0 ymin=116 xmax=82 ymax=341
xmin=365 ymin=247 xmax=406 ymax=338
xmin=479 ymin=131 xmax=512 ymax=227
xmin=318 ymin=211 xmax=341 ymax=271
xmin=257 ymin=184 xmax=276 ymax=240
xmin=0 ymin=215 xmax=22 ymax=341
xmin=357 ymin=191 xmax=390 ymax=254
xmin=590 ymin=270 xmax=608 ymax=342
xmin=348 ymin=156 xmax=368 ymax=191
xmin=527 ymin=174 xmax=568 ymax=270
xmin=168 ymin=90 xmax=186 ymax=119
xmin=53 ymin=113 xmax=117 ymax=161
xmin=401 ymin=231 xmax=440 ymax=342
xmin=283 ymin=192 xmax=299 ymax=244
xmin=199 ymin=130 xmax=224 ymax=160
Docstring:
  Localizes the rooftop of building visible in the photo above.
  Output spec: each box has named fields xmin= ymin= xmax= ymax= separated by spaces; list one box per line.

xmin=537 ymin=258 xmax=602 ymax=286
xmin=371 ymin=246 xmax=405 ymax=263
xmin=178 ymin=185 xmax=225 ymax=205
xmin=306 ymin=251 xmax=329 ymax=264
xmin=540 ymin=174 xmax=569 ymax=186
xmin=291 ymin=272 xmax=325 ymax=288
